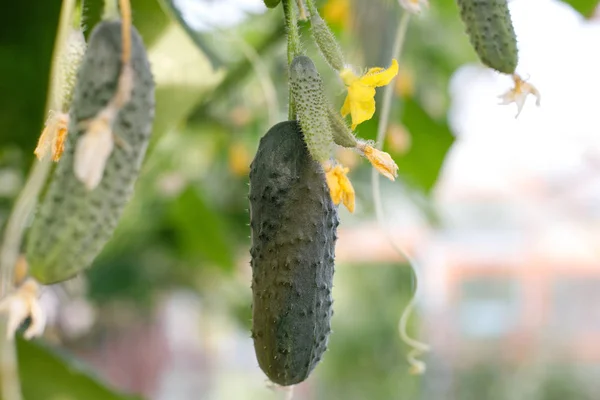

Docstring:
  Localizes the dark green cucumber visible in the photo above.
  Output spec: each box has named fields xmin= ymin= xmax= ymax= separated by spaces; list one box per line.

xmin=26 ymin=20 xmax=155 ymax=284
xmin=456 ymin=0 xmax=518 ymax=74
xmin=249 ymin=120 xmax=338 ymax=386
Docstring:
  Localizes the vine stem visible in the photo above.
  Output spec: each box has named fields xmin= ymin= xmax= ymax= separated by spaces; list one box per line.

xmin=282 ymin=0 xmax=301 ymax=120
xmin=304 ymin=0 xmax=317 ymax=16
xmin=222 ymin=31 xmax=280 ymax=127
xmin=0 ymin=0 xmax=77 ymax=397
xmin=371 ymin=11 xmax=431 ymax=372
xmin=118 ymin=0 xmax=132 ymax=65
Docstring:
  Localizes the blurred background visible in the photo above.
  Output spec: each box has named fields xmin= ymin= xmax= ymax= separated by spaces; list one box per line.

xmin=2 ymin=0 xmax=600 ymax=399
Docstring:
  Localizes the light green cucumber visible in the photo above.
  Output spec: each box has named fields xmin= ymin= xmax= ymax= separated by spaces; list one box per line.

xmin=289 ymin=55 xmax=334 ymax=163
xmin=26 ymin=20 xmax=155 ymax=284
xmin=456 ymin=0 xmax=518 ymax=74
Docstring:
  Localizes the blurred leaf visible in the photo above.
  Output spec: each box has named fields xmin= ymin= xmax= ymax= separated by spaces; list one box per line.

xmin=81 ymin=0 xmax=170 ymax=47
xmin=158 ymin=0 xmax=225 ymax=69
xmin=146 ymin=22 xmax=225 ymax=151
xmin=0 ymin=0 xmax=61 ymax=152
xmin=168 ymin=186 xmax=235 ymax=270
xmin=17 ymin=337 xmax=140 ymax=400
xmin=393 ymin=98 xmax=455 ymax=193
xmin=560 ymin=0 xmax=599 ymax=17
xmin=317 ymin=263 xmax=420 ymax=400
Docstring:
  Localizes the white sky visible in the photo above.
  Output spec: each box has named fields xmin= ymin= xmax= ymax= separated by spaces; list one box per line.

xmin=441 ymin=0 xmax=600 ymax=198
xmin=174 ymin=0 xmax=266 ymax=31
xmin=175 ymin=0 xmax=600 ymax=204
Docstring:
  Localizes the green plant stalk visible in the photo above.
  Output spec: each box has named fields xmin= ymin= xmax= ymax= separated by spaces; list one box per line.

xmin=103 ymin=0 xmax=119 ymax=20
xmin=304 ymin=0 xmax=317 ymax=16
xmin=282 ymin=0 xmax=301 ymax=120
xmin=207 ymin=25 xmax=280 ymax=128
xmin=187 ymin=22 xmax=285 ymax=123
xmin=370 ymin=11 xmax=430 ymax=373
xmin=0 ymin=0 xmax=77 ymax=399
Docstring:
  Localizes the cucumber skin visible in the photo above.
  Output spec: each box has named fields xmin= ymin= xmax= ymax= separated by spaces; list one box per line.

xmin=456 ymin=0 xmax=518 ymax=74
xmin=26 ymin=21 xmax=155 ymax=284
xmin=249 ymin=121 xmax=338 ymax=386
xmin=289 ymin=55 xmax=333 ymax=163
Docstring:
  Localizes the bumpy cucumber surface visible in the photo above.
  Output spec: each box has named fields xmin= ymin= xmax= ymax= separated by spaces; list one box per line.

xmin=249 ymin=121 xmax=338 ymax=386
xmin=26 ymin=21 xmax=155 ymax=284
xmin=289 ymin=55 xmax=333 ymax=163
xmin=456 ymin=0 xmax=518 ymax=74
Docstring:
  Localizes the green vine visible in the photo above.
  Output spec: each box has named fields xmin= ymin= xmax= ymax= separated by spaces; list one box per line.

xmin=282 ymin=0 xmax=302 ymax=120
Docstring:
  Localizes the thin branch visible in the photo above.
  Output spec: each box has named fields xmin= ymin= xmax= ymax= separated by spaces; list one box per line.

xmin=225 ymin=33 xmax=280 ymax=127
xmin=118 ymin=0 xmax=132 ymax=65
xmin=282 ymin=0 xmax=302 ymax=120
xmin=371 ymin=11 xmax=431 ymax=373
xmin=0 ymin=0 xmax=77 ymax=397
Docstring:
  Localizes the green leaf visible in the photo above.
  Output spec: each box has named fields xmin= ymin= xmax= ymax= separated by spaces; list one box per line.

xmin=0 ymin=0 xmax=61 ymax=152
xmin=392 ymin=98 xmax=455 ymax=193
xmin=168 ymin=186 xmax=235 ymax=270
xmin=559 ymin=0 xmax=598 ymax=17
xmin=158 ymin=0 xmax=225 ymax=69
xmin=80 ymin=0 xmax=171 ymax=47
xmin=146 ymin=22 xmax=225 ymax=151
xmin=17 ymin=337 xmax=141 ymax=400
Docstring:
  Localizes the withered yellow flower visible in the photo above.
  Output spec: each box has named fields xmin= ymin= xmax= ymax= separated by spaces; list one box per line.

xmin=340 ymin=59 xmax=399 ymax=129
xmin=499 ymin=74 xmax=541 ymax=118
xmin=34 ymin=111 xmax=70 ymax=162
xmin=358 ymin=142 xmax=399 ymax=181
xmin=324 ymin=163 xmax=355 ymax=213
xmin=398 ymin=0 xmax=429 ymax=14
xmin=0 ymin=278 xmax=45 ymax=340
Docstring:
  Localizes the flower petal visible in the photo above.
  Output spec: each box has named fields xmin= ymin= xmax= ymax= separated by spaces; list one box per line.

xmin=324 ymin=164 xmax=355 ymax=212
xmin=498 ymin=74 xmax=541 ymax=118
xmin=340 ymin=93 xmax=352 ymax=118
xmin=348 ymin=83 xmax=376 ymax=129
xmin=360 ymin=144 xmax=399 ymax=181
xmin=360 ymin=59 xmax=399 ymax=87
xmin=340 ymin=67 xmax=358 ymax=86
xmin=339 ymin=174 xmax=355 ymax=213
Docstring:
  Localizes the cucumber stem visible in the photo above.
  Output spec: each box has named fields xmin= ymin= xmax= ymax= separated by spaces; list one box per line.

xmin=295 ymin=0 xmax=307 ymax=20
xmin=0 ymin=0 xmax=77 ymax=397
xmin=282 ymin=0 xmax=301 ymax=120
xmin=119 ymin=0 xmax=132 ymax=65
xmin=304 ymin=0 xmax=317 ymax=16
xmin=102 ymin=0 xmax=119 ymax=20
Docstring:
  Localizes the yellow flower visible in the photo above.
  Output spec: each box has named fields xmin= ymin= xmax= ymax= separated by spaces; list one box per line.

xmin=340 ymin=59 xmax=399 ymax=129
xmin=324 ymin=163 xmax=355 ymax=213
xmin=357 ymin=142 xmax=399 ymax=181
xmin=498 ymin=74 xmax=541 ymax=118
xmin=228 ymin=142 xmax=251 ymax=177
xmin=322 ymin=0 xmax=351 ymax=28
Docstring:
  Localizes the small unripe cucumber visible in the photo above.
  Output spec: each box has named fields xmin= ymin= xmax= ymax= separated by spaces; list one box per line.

xmin=456 ymin=0 xmax=518 ymax=74
xmin=289 ymin=55 xmax=333 ymax=163
xmin=310 ymin=13 xmax=345 ymax=71
xmin=264 ymin=0 xmax=281 ymax=8
xmin=249 ymin=121 xmax=338 ymax=386
xmin=26 ymin=21 xmax=155 ymax=284
xmin=59 ymin=29 xmax=87 ymax=112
